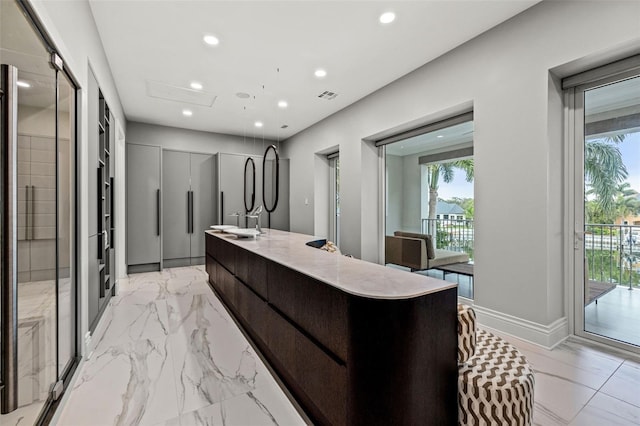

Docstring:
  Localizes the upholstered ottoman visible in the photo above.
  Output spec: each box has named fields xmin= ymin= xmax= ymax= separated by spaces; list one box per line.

xmin=458 ymin=328 xmax=535 ymax=425
xmin=457 ymin=304 xmax=477 ymax=363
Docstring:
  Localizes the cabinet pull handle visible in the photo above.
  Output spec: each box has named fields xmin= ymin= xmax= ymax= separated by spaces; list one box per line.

xmin=156 ymin=189 xmax=161 ymax=236
xmin=190 ymin=191 xmax=194 ymax=234
xmin=25 ymin=185 xmax=30 ymax=240
xmin=110 ymin=177 xmax=115 ymax=249
xmin=30 ymin=185 xmax=34 ymax=240
xmin=187 ymin=191 xmax=193 ymax=234
xmin=220 ymin=191 xmax=224 ymax=225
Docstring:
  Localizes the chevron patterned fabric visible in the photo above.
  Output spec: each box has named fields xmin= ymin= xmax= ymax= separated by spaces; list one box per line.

xmin=458 ymin=329 xmax=535 ymax=425
xmin=457 ymin=304 xmax=477 ymax=363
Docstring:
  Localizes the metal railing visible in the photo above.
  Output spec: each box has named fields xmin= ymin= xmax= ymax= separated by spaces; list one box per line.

xmin=421 ymin=218 xmax=474 ymax=260
xmin=417 ymin=220 xmax=640 ymax=288
xmin=585 ymin=223 xmax=640 ymax=289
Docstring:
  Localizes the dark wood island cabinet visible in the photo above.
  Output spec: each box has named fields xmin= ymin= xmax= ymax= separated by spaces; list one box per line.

xmin=205 ymin=229 xmax=458 ymax=425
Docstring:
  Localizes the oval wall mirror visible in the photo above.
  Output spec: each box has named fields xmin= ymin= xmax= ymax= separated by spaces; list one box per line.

xmin=262 ymin=145 xmax=279 ymax=213
xmin=244 ymin=157 xmax=255 ymax=213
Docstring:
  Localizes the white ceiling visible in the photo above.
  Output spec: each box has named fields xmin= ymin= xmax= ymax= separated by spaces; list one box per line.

xmin=386 ymin=121 xmax=473 ymax=157
xmin=88 ymin=0 xmax=540 ymax=141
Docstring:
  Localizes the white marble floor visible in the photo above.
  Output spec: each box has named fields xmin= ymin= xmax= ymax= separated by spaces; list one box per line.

xmin=55 ymin=266 xmax=306 ymax=426
xmin=487 ymin=328 xmax=640 ymax=425
xmin=52 ymin=265 xmax=640 ymax=426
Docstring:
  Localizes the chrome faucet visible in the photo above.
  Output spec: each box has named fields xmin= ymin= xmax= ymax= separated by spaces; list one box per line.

xmin=246 ymin=205 xmax=263 ymax=234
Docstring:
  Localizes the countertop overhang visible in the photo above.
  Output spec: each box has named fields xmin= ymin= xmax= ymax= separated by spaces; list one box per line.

xmin=205 ymin=229 xmax=456 ymax=300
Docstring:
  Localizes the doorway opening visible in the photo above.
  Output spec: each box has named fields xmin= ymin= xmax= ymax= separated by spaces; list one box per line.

xmin=568 ymin=56 xmax=640 ymax=351
xmin=381 ymin=113 xmax=475 ymax=298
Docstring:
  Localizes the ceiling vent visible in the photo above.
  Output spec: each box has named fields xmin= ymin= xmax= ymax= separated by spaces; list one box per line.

xmin=318 ymin=90 xmax=338 ymax=100
xmin=146 ymin=80 xmax=216 ymax=106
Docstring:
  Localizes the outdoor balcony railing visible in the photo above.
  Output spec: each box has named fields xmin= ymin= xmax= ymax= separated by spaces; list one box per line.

xmin=421 ymin=218 xmax=474 ymax=260
xmin=585 ymin=223 xmax=640 ymax=289
xmin=420 ymin=218 xmax=639 ymax=289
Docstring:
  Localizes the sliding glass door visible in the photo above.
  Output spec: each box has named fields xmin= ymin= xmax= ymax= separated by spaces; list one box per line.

xmin=571 ymin=62 xmax=640 ymax=351
xmin=1 ymin=0 xmax=78 ymax=423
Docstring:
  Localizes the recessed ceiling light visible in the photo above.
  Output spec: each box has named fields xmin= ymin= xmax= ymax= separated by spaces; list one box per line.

xmin=17 ymin=80 xmax=30 ymax=88
xmin=190 ymin=81 xmax=203 ymax=90
xmin=183 ymin=109 xmax=193 ymax=117
xmin=254 ymin=121 xmax=263 ymax=128
xmin=314 ymin=69 xmax=327 ymax=78
xmin=379 ymin=12 xmax=396 ymax=24
xmin=278 ymin=100 xmax=288 ymax=108
xmin=203 ymin=35 xmax=219 ymax=46
xmin=437 ymin=135 xmax=444 ymax=139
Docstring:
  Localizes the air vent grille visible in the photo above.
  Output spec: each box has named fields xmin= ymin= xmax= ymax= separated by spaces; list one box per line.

xmin=318 ymin=90 xmax=338 ymax=100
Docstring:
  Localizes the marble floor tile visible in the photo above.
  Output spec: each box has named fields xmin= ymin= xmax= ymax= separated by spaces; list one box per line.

xmin=599 ymin=359 xmax=640 ymax=408
xmin=0 ymin=401 xmax=44 ymax=426
xmin=92 ymin=293 xmax=170 ymax=350
xmin=160 ymin=381 xmax=306 ymax=426
xmin=118 ymin=272 xmax=171 ymax=298
xmin=57 ymin=336 xmax=179 ymax=426
xmin=165 ymin=290 xmax=233 ymax=335
xmin=56 ymin=265 xmax=640 ymax=426
xmin=516 ymin=344 xmax=623 ymax=391
xmin=166 ymin=292 xmax=273 ymax=414
xmin=569 ymin=392 xmax=640 ymax=425
xmin=526 ymin=356 xmax=597 ymax=424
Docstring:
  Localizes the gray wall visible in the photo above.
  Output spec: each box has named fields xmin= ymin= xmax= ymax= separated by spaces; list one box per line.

xmin=127 ymin=121 xmax=273 ymax=156
xmin=386 ymin=152 xmax=434 ymax=236
xmin=402 ymin=154 xmax=422 ymax=233
xmin=385 ymin=154 xmax=403 ymax=235
xmin=281 ymin=0 xmax=640 ymax=344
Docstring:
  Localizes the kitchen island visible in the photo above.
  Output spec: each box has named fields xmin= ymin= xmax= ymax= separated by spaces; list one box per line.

xmin=205 ymin=229 xmax=458 ymax=425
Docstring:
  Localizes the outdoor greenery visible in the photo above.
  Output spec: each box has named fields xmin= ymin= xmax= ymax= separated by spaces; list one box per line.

xmin=426 ymin=160 xmax=474 ymax=221
xmin=585 ymin=135 xmax=640 ymax=223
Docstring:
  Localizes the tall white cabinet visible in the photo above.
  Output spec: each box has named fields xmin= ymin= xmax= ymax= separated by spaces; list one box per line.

xmin=162 ymin=150 xmax=215 ymax=267
xmin=126 ymin=143 xmax=161 ymax=273
xmin=126 ymin=147 xmax=289 ymax=273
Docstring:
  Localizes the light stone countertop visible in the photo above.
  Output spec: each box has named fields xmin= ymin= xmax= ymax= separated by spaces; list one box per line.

xmin=206 ymin=228 xmax=456 ymax=300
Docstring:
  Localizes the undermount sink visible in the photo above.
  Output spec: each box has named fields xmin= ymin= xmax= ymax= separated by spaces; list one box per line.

xmin=226 ymin=228 xmax=261 ymax=238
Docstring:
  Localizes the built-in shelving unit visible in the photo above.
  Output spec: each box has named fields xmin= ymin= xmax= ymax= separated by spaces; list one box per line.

xmin=97 ymin=91 xmax=114 ymax=298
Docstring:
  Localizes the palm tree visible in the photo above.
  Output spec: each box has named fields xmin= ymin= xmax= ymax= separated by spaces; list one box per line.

xmin=613 ymin=182 xmax=640 ymax=221
xmin=585 ymin=135 xmax=628 ymax=218
xmin=426 ymin=160 xmax=474 ymax=235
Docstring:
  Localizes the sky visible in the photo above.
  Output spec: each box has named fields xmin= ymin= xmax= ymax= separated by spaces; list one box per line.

xmin=618 ymin=132 xmax=640 ymax=193
xmin=406 ymin=128 xmax=640 ymax=206
xmin=437 ymin=171 xmax=474 ymax=200
xmin=434 ymin=131 xmax=640 ymax=201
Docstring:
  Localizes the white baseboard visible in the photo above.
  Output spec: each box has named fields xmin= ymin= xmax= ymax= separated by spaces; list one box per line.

xmin=471 ymin=304 xmax=569 ymax=349
xmin=85 ymin=298 xmax=115 ymax=359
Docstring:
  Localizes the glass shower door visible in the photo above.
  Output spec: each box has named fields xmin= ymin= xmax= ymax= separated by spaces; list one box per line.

xmin=1 ymin=0 xmax=77 ymax=422
xmin=57 ymin=64 xmax=76 ymax=381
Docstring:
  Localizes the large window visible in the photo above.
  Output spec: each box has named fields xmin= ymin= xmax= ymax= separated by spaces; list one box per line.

xmin=381 ymin=113 xmax=474 ymax=298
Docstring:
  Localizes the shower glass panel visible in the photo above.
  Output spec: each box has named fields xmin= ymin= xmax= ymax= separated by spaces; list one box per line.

xmin=1 ymin=0 xmax=77 ymax=423
xmin=57 ymin=71 xmax=76 ymax=378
